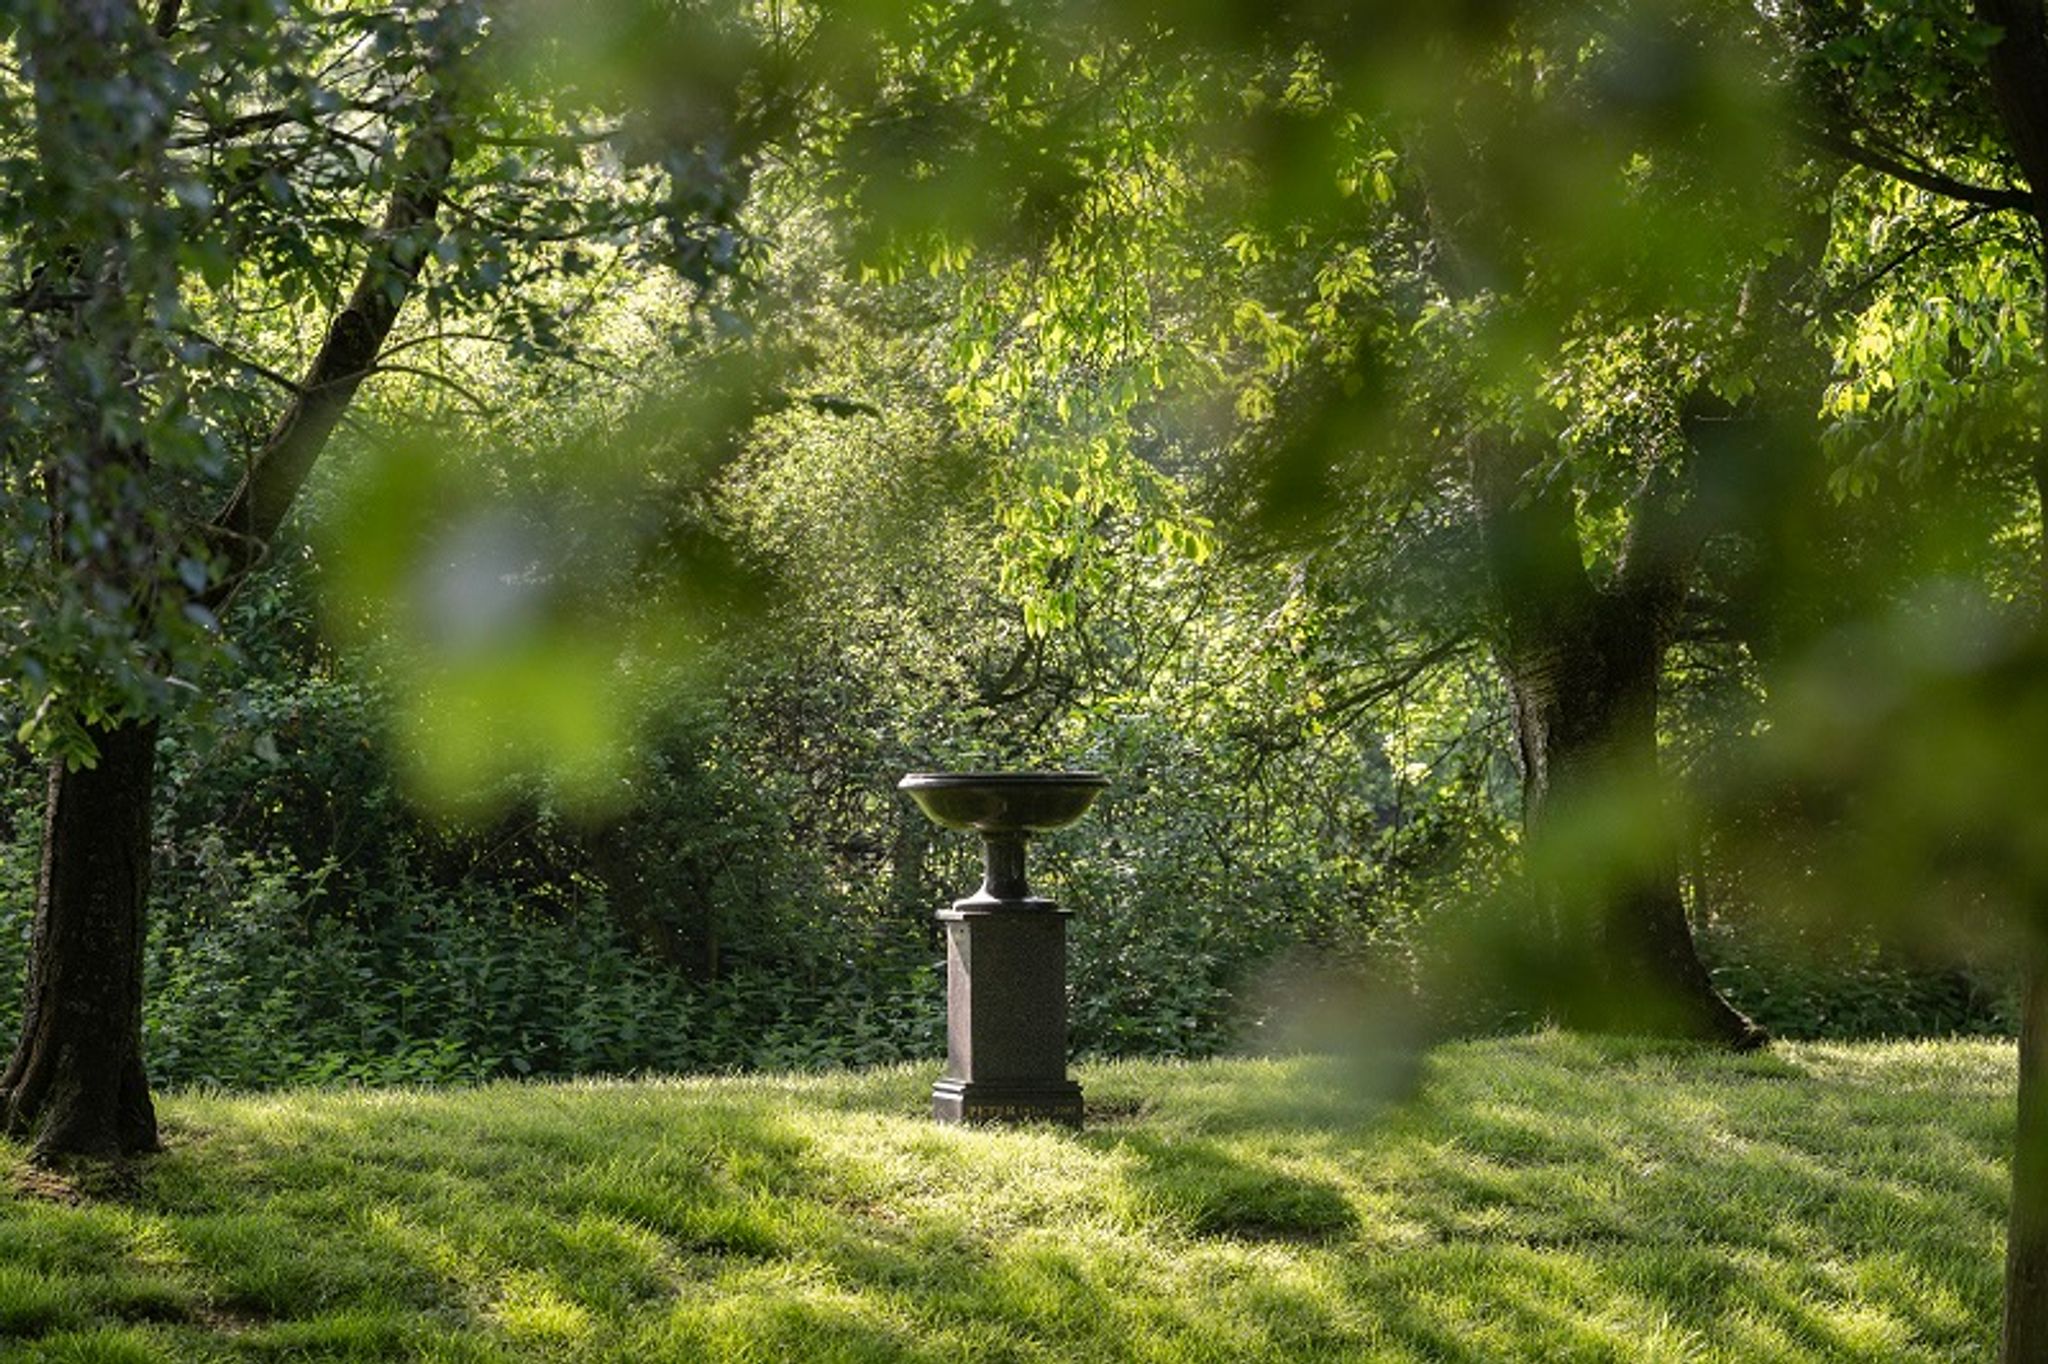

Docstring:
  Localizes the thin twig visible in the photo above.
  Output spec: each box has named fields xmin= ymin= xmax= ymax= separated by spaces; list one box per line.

xmin=365 ymin=362 xmax=497 ymax=414
xmin=174 ymin=326 xmax=304 ymax=395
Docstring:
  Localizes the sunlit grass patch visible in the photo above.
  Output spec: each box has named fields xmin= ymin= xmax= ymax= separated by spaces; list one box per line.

xmin=0 ymin=1036 xmax=2015 ymax=1361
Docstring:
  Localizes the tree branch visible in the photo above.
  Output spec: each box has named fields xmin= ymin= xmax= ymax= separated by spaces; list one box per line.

xmin=203 ymin=100 xmax=458 ymax=612
xmin=173 ymin=326 xmax=303 ymax=396
xmin=1796 ymin=120 xmax=2032 ymax=211
xmin=375 ymin=328 xmax=508 ymax=358
xmin=1468 ymin=431 xmax=1596 ymax=650
xmin=473 ymin=126 xmax=623 ymax=151
xmin=1616 ymin=444 xmax=1713 ymax=649
xmin=376 ymin=328 xmax=641 ymax=389
xmin=1824 ymin=202 xmax=2003 ymax=311
xmin=1315 ymin=634 xmax=1480 ymax=731
xmin=168 ymin=101 xmax=395 ymax=152
xmin=365 ymin=362 xmax=495 ymax=415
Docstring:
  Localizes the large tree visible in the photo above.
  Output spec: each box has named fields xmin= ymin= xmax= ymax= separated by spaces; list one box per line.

xmin=0 ymin=0 xmax=1180 ymax=1159
xmin=0 ymin=0 xmax=775 ymax=1157
xmin=1180 ymin=5 xmax=1800 ymax=1044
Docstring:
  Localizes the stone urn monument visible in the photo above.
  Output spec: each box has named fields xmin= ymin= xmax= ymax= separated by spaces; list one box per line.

xmin=897 ymin=771 xmax=1108 ymax=1126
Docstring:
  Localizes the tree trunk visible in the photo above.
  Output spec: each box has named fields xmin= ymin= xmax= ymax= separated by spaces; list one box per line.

xmin=1475 ymin=437 xmax=1761 ymax=1048
xmin=2004 ymin=226 xmax=2048 ymax=1364
xmin=2006 ymin=356 xmax=2048 ymax=1364
xmin=2 ymin=79 xmax=456 ymax=1158
xmin=2008 ymin=943 xmax=2048 ymax=1363
xmin=6 ymin=1 xmax=170 ymax=1160
xmin=1962 ymin=6 xmax=2048 ymax=1355
xmin=1501 ymin=588 xmax=1762 ymax=1047
xmin=0 ymin=721 xmax=160 ymax=1159
xmin=2005 ymin=349 xmax=2048 ymax=1364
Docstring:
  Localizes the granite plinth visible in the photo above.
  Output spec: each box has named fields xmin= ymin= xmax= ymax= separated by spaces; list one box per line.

xmin=932 ymin=1077 xmax=1084 ymax=1126
xmin=932 ymin=902 xmax=1081 ymax=1125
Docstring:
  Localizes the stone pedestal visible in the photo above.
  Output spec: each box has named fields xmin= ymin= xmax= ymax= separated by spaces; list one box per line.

xmin=897 ymin=772 xmax=1105 ymax=1129
xmin=931 ymin=902 xmax=1083 ymax=1126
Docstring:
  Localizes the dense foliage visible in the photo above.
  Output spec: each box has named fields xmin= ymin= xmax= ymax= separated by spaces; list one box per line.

xmin=5 ymin=0 xmax=2040 ymax=1095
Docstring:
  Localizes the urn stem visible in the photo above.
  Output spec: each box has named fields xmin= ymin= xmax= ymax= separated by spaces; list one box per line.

xmin=981 ymin=834 xmax=1030 ymax=901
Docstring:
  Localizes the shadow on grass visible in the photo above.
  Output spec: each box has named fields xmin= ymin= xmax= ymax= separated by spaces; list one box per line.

xmin=0 ymin=1039 xmax=2015 ymax=1361
xmin=3 ymin=1085 xmax=834 ymax=1358
xmin=1105 ymin=1131 xmax=1358 ymax=1243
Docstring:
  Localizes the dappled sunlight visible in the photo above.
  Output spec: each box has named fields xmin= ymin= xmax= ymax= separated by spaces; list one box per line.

xmin=2 ymin=1038 xmax=2008 ymax=1358
xmin=493 ymin=1267 xmax=597 ymax=1347
xmin=0 ymin=0 xmax=2042 ymax=1352
xmin=1083 ymin=1054 xmax=1403 ymax=1136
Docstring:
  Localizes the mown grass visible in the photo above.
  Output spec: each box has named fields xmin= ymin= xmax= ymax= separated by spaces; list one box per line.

xmin=0 ymin=1034 xmax=2014 ymax=1362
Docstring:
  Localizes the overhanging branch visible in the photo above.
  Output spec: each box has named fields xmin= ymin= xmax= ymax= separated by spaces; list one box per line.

xmin=365 ymin=362 xmax=496 ymax=415
xmin=173 ymin=326 xmax=303 ymax=396
xmin=1797 ymin=121 xmax=2032 ymax=212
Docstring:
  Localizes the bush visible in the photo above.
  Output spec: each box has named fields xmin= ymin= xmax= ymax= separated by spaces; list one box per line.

xmin=139 ymin=846 xmax=945 ymax=1090
xmin=1700 ymin=918 xmax=2016 ymax=1041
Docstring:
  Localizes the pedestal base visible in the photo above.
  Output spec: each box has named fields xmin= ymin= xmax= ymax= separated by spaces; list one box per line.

xmin=932 ymin=903 xmax=1083 ymax=1127
xmin=932 ymin=1077 xmax=1084 ymax=1126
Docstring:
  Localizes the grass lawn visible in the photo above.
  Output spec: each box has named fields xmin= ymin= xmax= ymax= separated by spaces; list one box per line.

xmin=0 ymin=1034 xmax=2014 ymax=1362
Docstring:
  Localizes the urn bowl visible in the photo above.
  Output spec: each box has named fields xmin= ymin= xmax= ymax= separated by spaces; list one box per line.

xmin=898 ymin=772 xmax=1108 ymax=835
